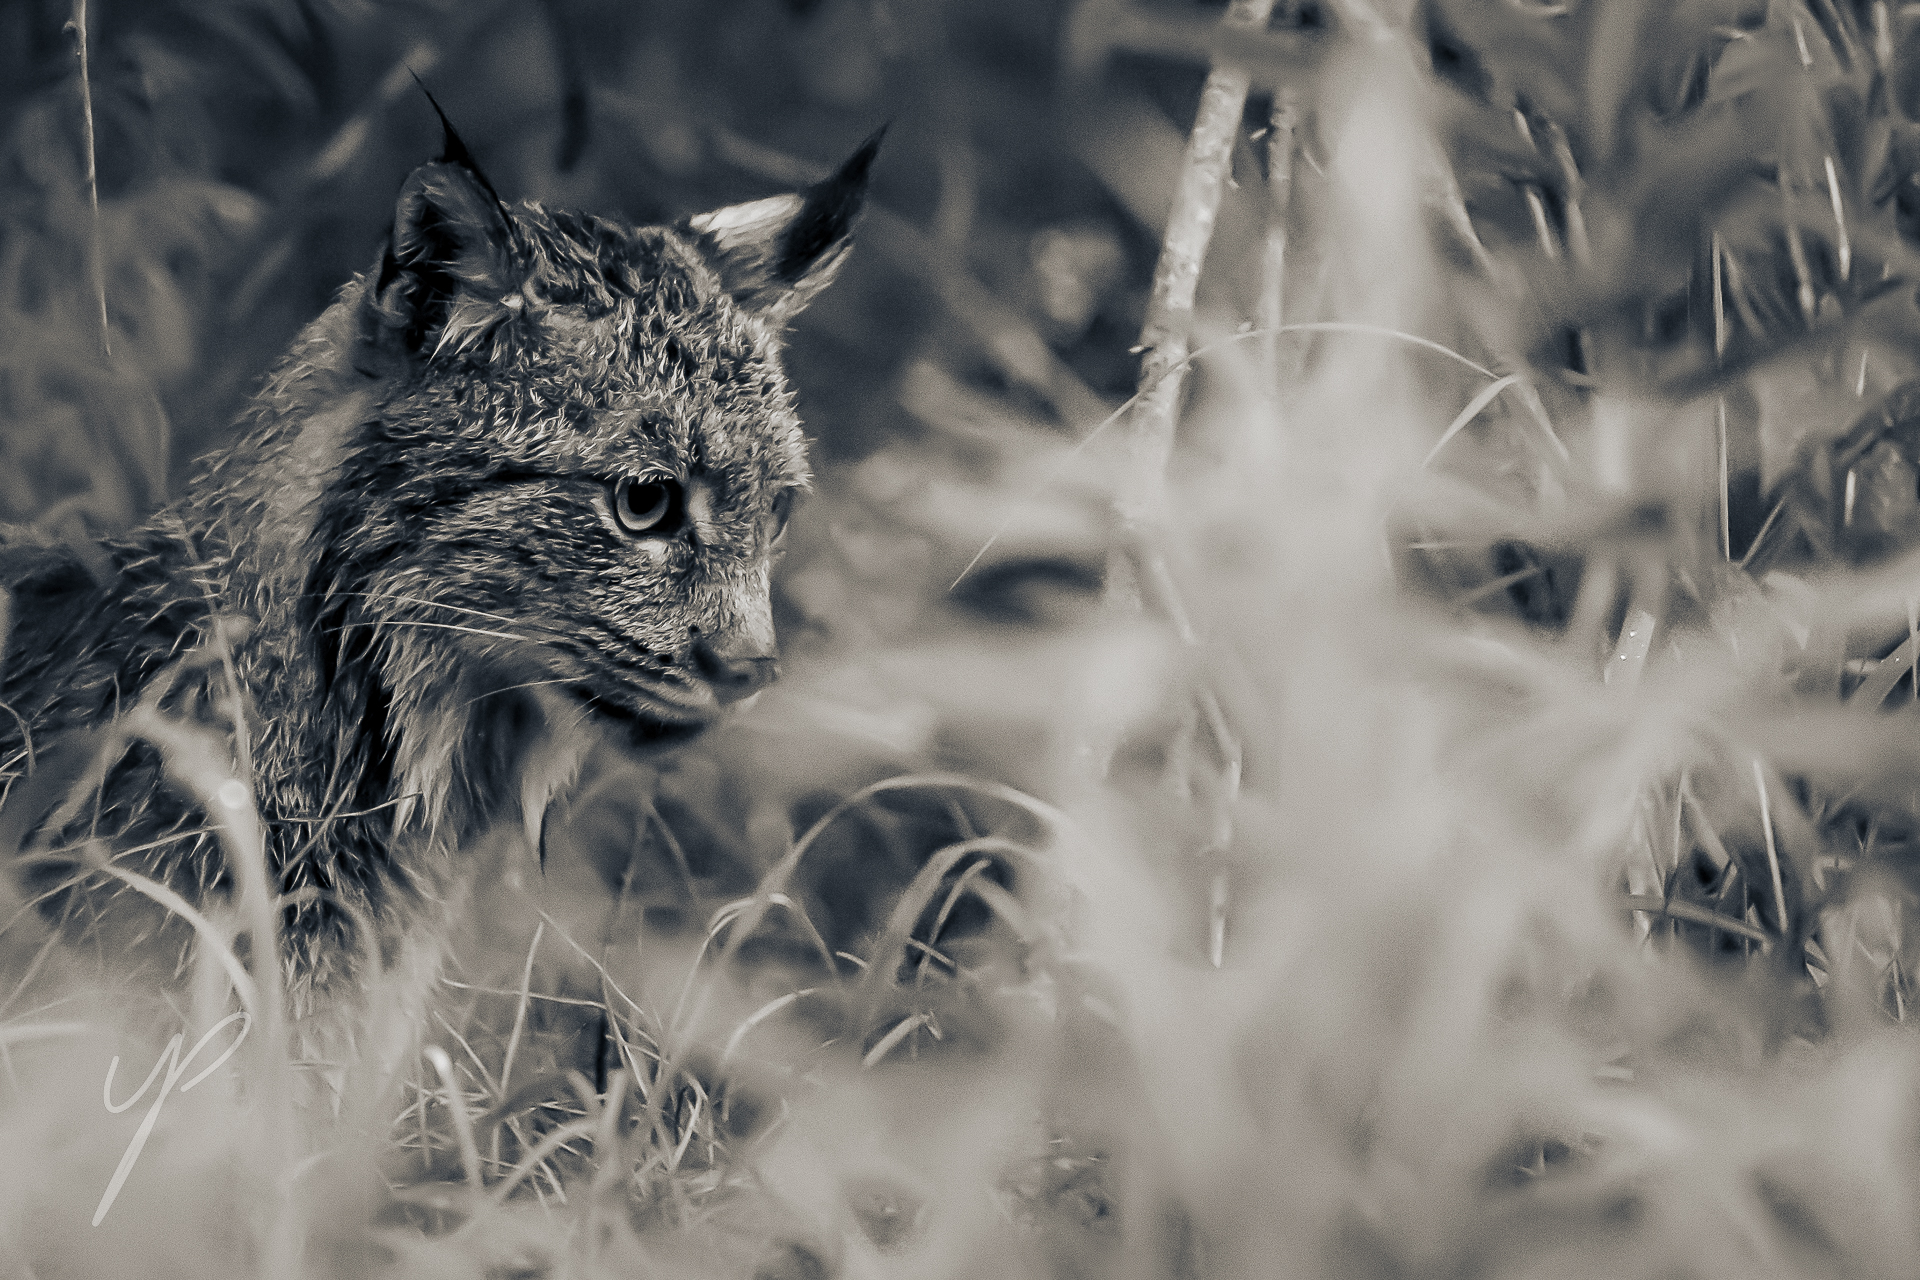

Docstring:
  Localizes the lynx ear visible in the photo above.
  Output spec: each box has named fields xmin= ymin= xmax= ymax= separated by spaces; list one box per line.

xmin=371 ymin=158 xmax=519 ymax=357
xmin=684 ymin=128 xmax=882 ymax=325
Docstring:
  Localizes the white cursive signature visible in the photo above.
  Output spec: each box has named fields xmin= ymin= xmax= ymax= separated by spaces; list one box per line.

xmin=93 ymin=1011 xmax=251 ymax=1227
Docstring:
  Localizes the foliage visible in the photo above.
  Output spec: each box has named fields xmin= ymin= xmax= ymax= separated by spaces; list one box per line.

xmin=12 ymin=1 xmax=1920 ymax=1279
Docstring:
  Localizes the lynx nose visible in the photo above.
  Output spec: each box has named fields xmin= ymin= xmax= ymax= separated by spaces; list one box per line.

xmin=689 ymin=630 xmax=779 ymax=705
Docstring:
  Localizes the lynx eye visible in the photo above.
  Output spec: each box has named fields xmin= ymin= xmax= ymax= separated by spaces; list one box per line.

xmin=609 ymin=476 xmax=684 ymax=537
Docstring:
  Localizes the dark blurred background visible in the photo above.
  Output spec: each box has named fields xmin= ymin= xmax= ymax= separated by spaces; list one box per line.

xmin=0 ymin=0 xmax=1319 ymax=536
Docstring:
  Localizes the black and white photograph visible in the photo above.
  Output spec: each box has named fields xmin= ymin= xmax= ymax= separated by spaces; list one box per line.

xmin=2 ymin=0 xmax=1917 ymax=1275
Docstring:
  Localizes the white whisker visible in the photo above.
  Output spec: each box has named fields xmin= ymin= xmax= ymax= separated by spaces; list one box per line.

xmin=457 ymin=678 xmax=580 ymax=711
xmin=329 ymin=590 xmax=534 ymax=633
xmin=328 ymin=618 xmax=547 ymax=647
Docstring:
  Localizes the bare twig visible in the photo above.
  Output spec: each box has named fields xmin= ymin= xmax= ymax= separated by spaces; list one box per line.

xmin=1114 ymin=0 xmax=1281 ymax=525
xmin=1087 ymin=0 xmax=1283 ymax=1009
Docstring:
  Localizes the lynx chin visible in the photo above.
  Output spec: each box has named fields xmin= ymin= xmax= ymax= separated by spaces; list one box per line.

xmin=0 ymin=121 xmax=880 ymax=1074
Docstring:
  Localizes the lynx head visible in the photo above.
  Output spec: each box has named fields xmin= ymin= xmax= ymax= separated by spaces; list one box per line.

xmin=292 ymin=130 xmax=878 ymax=840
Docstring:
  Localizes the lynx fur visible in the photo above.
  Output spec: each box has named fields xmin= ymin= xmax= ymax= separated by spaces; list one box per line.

xmin=0 ymin=124 xmax=877 ymax=1075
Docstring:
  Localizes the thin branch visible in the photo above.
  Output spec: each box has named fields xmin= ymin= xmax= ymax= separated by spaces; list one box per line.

xmin=1114 ymin=0 xmax=1281 ymax=527
xmin=1091 ymin=1 xmax=1283 ymax=995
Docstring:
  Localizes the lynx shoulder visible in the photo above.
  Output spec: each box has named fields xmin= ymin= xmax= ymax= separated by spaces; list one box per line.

xmin=0 ymin=129 xmax=878 ymax=1050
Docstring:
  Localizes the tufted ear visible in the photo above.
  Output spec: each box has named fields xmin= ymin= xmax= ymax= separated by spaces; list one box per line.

xmin=370 ymin=114 xmax=519 ymax=358
xmin=683 ymin=127 xmax=882 ymax=325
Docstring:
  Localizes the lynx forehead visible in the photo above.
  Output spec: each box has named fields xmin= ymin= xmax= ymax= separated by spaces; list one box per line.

xmin=400 ymin=206 xmax=810 ymax=488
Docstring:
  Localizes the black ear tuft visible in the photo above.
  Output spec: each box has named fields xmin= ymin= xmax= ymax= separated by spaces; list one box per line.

xmin=683 ymin=127 xmax=883 ymax=324
xmin=371 ymin=158 xmax=518 ymax=357
xmin=364 ymin=78 xmax=523 ymax=360
xmin=776 ymin=125 xmax=884 ymax=284
xmin=412 ymin=73 xmax=510 ymax=215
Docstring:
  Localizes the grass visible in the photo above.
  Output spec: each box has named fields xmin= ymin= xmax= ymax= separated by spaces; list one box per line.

xmin=13 ymin=0 xmax=1920 ymax=1277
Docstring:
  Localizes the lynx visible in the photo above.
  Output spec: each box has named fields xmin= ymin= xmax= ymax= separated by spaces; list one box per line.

xmin=0 ymin=121 xmax=877 ymax=1067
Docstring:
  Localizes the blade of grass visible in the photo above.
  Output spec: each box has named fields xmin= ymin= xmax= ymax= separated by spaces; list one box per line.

xmin=500 ymin=920 xmax=545 ymax=1099
xmin=1849 ymin=631 xmax=1918 ymax=708
xmin=1258 ymin=89 xmax=1297 ymax=388
xmin=1624 ymin=895 xmax=1774 ymax=947
xmin=1753 ymin=759 xmax=1789 ymax=936
xmin=860 ymin=837 xmax=1042 ymax=1014
xmin=89 ymin=860 xmax=258 ymax=1015
xmin=861 ymin=1012 xmax=936 ymax=1070
xmin=67 ymin=0 xmax=109 ymax=358
xmin=718 ymin=775 xmax=1065 ymax=978
xmin=1424 ymin=374 xmax=1519 ymax=467
xmin=485 ymin=1118 xmax=599 ymax=1208
xmin=719 ymin=989 xmax=819 ymax=1066
xmin=425 ymin=1044 xmax=485 ymax=1192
